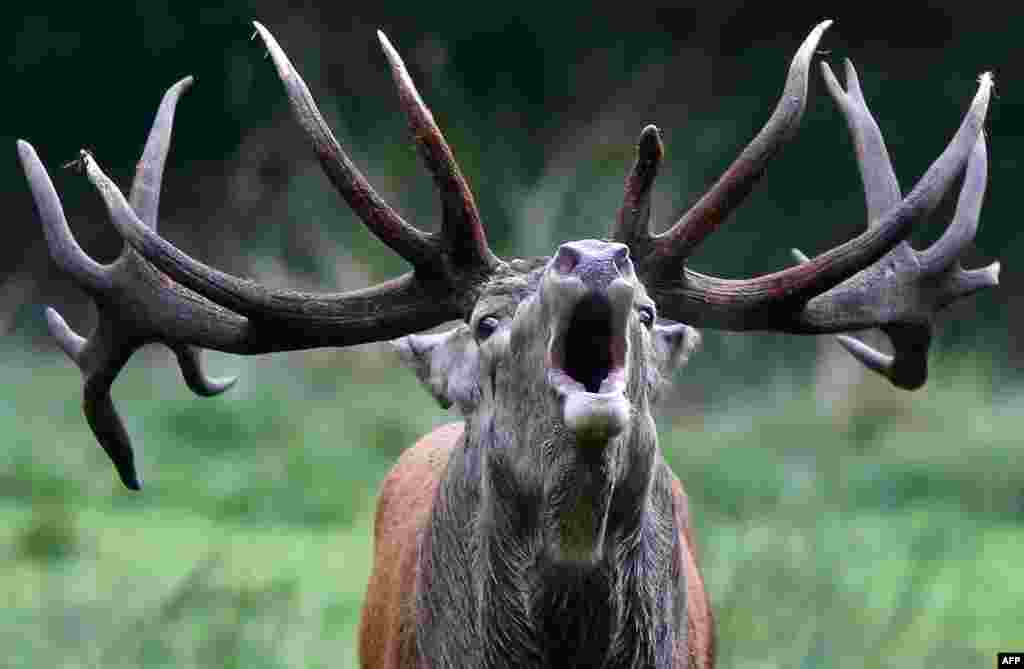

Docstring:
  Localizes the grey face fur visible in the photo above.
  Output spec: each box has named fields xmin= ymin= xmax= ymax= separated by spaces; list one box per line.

xmin=395 ymin=240 xmax=699 ymax=564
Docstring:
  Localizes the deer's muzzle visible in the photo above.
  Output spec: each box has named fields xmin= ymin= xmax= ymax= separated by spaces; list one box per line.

xmin=543 ymin=241 xmax=634 ymax=440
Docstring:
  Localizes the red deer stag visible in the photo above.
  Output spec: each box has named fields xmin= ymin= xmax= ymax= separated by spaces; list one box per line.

xmin=19 ymin=20 xmax=997 ymax=669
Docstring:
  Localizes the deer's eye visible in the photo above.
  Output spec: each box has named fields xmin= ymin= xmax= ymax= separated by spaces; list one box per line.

xmin=638 ymin=306 xmax=655 ymax=329
xmin=476 ymin=315 xmax=500 ymax=341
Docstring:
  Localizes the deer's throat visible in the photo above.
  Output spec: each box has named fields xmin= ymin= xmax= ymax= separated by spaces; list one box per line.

xmin=550 ymin=452 xmax=615 ymax=564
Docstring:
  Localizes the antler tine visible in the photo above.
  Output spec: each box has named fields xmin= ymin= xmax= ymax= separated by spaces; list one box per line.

xmin=130 ymin=76 xmax=191 ymax=230
xmin=948 ymin=260 xmax=1001 ymax=302
xmin=19 ymin=141 xmax=111 ymax=294
xmin=173 ymin=345 xmax=238 ymax=396
xmin=837 ymin=325 xmax=932 ymax=390
xmin=919 ymin=127 xmax=989 ymax=273
xmin=42 ymin=302 xmax=143 ymax=488
xmin=820 ymin=59 xmax=902 ymax=225
xmin=43 ymin=306 xmax=86 ymax=362
xmin=130 ymin=76 xmax=238 ymax=395
xmin=20 ymin=141 xmax=139 ymax=488
xmin=832 ymin=332 xmax=897 ymax=378
xmin=78 ymin=322 xmax=139 ymax=489
xmin=377 ymin=30 xmax=500 ymax=274
xmin=812 ymin=56 xmax=906 ymax=380
xmin=612 ymin=124 xmax=664 ymax=248
xmin=644 ymin=20 xmax=832 ymax=274
xmin=924 ymin=131 xmax=1000 ymax=303
xmin=251 ymin=22 xmax=437 ymax=270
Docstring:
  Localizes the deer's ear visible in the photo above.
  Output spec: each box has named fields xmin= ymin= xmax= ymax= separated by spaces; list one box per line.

xmin=393 ymin=326 xmax=480 ymax=411
xmin=652 ymin=322 xmax=701 ymax=376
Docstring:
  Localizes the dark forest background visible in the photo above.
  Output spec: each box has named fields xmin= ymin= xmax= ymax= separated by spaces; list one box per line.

xmin=3 ymin=3 xmax=1020 ymax=359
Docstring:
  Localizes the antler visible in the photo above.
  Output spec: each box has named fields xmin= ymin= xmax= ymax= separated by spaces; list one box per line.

xmin=100 ymin=23 xmax=500 ymax=331
xmin=20 ymin=24 xmax=501 ymax=487
xmin=615 ymin=22 xmax=997 ymax=388
xmin=252 ymin=24 xmax=498 ymax=277
xmin=19 ymin=78 xmax=245 ymax=490
xmin=616 ymin=21 xmax=833 ymax=271
xmin=788 ymin=60 xmax=997 ymax=389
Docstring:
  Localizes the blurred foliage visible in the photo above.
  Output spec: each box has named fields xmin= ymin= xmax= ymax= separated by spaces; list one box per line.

xmin=14 ymin=500 xmax=79 ymax=563
xmin=1 ymin=345 xmax=1023 ymax=667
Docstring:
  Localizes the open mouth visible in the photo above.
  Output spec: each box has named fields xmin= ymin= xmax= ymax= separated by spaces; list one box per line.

xmin=548 ymin=290 xmax=628 ymax=396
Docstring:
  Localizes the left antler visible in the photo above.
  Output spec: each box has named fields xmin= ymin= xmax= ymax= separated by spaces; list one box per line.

xmin=18 ymin=79 xmax=242 ymax=489
xmin=20 ymin=24 xmax=504 ymax=487
xmin=615 ymin=21 xmax=997 ymax=389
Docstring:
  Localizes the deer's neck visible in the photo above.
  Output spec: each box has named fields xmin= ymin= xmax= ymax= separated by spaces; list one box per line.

xmin=416 ymin=424 xmax=685 ymax=669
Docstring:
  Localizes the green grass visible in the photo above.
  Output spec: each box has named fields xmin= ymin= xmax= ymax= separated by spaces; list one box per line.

xmin=1 ymin=345 xmax=1021 ymax=667
xmin=0 ymin=504 xmax=375 ymax=668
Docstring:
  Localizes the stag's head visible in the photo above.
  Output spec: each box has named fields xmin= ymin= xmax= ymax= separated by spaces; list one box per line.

xmin=19 ymin=18 xmax=996 ymax=567
xmin=395 ymin=239 xmax=698 ymax=444
xmin=393 ymin=239 xmax=700 ymax=561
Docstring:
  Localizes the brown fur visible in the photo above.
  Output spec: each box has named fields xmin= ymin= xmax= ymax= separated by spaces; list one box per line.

xmin=360 ymin=422 xmax=715 ymax=669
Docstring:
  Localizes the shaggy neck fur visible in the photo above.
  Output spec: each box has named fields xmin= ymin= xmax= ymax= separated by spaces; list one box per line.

xmin=415 ymin=416 xmax=686 ymax=669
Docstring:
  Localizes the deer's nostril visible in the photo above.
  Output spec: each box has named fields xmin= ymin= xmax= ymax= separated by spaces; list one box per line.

xmin=554 ymin=245 xmax=580 ymax=274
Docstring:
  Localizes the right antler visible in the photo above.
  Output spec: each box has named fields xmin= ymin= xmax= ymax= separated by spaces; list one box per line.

xmin=20 ymin=24 xmax=502 ymax=487
xmin=614 ymin=21 xmax=996 ymax=389
xmin=789 ymin=60 xmax=998 ymax=389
